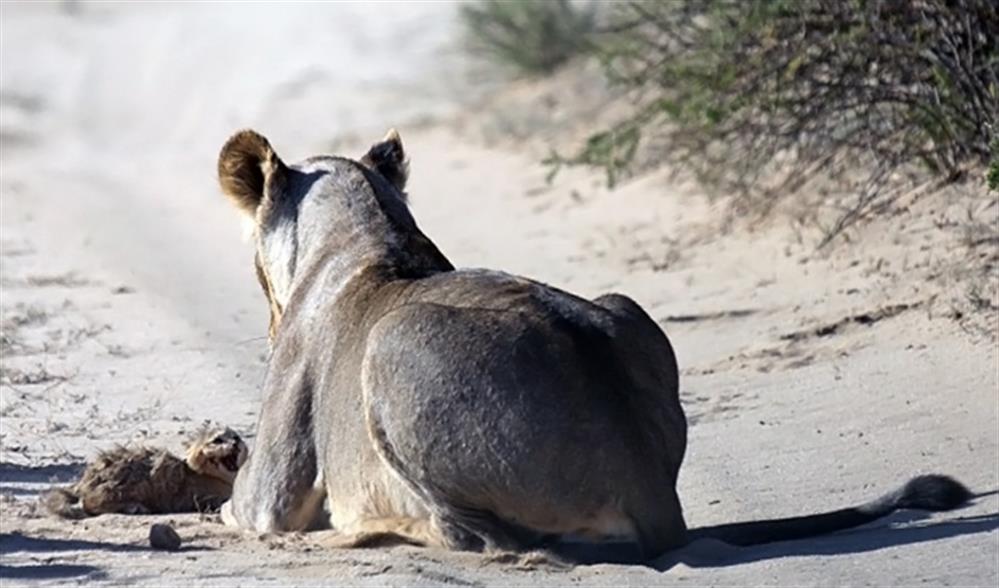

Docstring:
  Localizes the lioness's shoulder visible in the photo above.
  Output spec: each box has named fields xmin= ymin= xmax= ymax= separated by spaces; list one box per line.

xmin=403 ymin=269 xmax=619 ymax=332
xmin=363 ymin=272 xmax=615 ymax=371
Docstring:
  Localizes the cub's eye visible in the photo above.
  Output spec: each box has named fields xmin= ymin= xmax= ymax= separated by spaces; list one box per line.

xmin=210 ymin=436 xmax=226 ymax=445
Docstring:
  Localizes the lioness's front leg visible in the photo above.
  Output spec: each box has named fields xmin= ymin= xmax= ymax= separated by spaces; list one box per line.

xmin=222 ymin=371 xmax=325 ymax=533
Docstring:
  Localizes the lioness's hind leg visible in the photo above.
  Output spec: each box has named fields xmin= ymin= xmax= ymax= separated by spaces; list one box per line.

xmin=432 ymin=506 xmax=544 ymax=553
xmin=363 ymin=391 xmax=534 ymax=554
xmin=318 ymin=517 xmax=439 ymax=549
xmin=630 ymin=487 xmax=688 ymax=560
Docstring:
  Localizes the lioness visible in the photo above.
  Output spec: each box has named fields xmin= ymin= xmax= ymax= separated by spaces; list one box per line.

xmin=44 ymin=422 xmax=247 ymax=518
xmin=217 ymin=129 xmax=971 ymax=560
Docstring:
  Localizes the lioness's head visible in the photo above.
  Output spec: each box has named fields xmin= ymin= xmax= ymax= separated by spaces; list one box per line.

xmin=217 ymin=129 xmax=413 ymax=341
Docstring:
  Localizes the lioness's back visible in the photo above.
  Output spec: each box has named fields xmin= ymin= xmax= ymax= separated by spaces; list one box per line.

xmin=402 ymin=269 xmax=620 ymax=331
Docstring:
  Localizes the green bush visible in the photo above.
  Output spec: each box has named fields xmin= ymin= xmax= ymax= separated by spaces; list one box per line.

xmin=460 ymin=0 xmax=596 ymax=76
xmin=549 ymin=0 xmax=999 ymax=243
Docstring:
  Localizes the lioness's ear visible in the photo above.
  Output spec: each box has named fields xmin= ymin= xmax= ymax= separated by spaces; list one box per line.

xmin=361 ymin=128 xmax=408 ymax=193
xmin=218 ymin=129 xmax=285 ymax=216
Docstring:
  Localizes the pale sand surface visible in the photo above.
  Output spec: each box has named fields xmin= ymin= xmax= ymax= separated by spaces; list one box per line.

xmin=1 ymin=3 xmax=996 ymax=586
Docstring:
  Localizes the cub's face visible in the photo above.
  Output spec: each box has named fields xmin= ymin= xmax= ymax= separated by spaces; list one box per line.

xmin=216 ymin=129 xmax=409 ymax=342
xmin=185 ymin=423 xmax=249 ymax=484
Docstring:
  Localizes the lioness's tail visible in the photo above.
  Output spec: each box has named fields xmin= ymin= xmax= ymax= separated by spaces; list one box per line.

xmin=689 ymin=474 xmax=972 ymax=546
xmin=42 ymin=487 xmax=88 ymax=519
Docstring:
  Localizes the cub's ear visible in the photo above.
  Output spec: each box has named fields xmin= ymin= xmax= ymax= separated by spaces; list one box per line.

xmin=185 ymin=444 xmax=209 ymax=472
xmin=218 ymin=129 xmax=285 ymax=216
xmin=360 ymin=128 xmax=408 ymax=194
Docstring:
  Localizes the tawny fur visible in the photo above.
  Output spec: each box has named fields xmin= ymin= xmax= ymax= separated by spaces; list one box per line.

xmin=43 ymin=422 xmax=248 ymax=519
xmin=216 ymin=129 xmax=972 ymax=563
xmin=217 ymin=129 xmax=285 ymax=216
xmin=360 ymin=128 xmax=409 ymax=195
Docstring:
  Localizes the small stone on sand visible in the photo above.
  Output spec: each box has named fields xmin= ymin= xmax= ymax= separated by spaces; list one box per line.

xmin=149 ymin=523 xmax=181 ymax=551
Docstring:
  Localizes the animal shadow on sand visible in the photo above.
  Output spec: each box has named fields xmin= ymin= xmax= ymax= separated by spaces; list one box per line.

xmin=0 ymin=462 xmax=85 ymax=497
xmin=0 ymin=563 xmax=106 ymax=582
xmin=0 ymin=462 xmax=85 ymax=483
xmin=652 ymin=496 xmax=999 ymax=570
xmin=0 ymin=533 xmax=138 ymax=582
xmin=0 ymin=531 xmax=215 ymax=581
xmin=0 ymin=532 xmax=149 ymax=555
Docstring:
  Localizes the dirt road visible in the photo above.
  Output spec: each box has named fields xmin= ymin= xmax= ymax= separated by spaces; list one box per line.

xmin=2 ymin=3 xmax=996 ymax=586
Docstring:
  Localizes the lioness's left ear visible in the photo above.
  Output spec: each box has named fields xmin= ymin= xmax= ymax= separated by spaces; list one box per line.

xmin=360 ymin=128 xmax=408 ymax=193
xmin=218 ymin=129 xmax=286 ymax=217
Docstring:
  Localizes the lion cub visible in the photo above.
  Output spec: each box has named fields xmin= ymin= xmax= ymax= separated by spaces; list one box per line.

xmin=43 ymin=422 xmax=248 ymax=518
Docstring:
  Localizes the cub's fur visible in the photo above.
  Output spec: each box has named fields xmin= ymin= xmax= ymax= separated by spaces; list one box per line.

xmin=216 ymin=128 xmax=973 ymax=562
xmin=44 ymin=422 xmax=247 ymax=518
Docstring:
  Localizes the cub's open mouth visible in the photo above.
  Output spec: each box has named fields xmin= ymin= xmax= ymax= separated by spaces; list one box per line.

xmin=222 ymin=452 xmax=241 ymax=472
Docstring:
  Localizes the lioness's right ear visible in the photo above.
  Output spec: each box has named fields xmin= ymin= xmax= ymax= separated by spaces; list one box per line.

xmin=360 ymin=128 xmax=408 ymax=193
xmin=218 ymin=129 xmax=285 ymax=216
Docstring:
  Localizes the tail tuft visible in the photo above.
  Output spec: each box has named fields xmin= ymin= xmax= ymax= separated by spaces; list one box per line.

xmin=689 ymin=473 xmax=975 ymax=548
xmin=41 ymin=487 xmax=87 ymax=519
xmin=896 ymin=475 xmax=972 ymax=511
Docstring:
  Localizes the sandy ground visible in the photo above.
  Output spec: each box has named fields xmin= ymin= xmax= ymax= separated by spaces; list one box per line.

xmin=1 ymin=2 xmax=997 ymax=586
